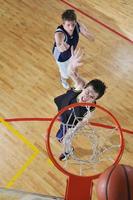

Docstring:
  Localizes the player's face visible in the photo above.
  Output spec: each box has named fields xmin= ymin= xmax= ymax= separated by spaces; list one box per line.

xmin=79 ymin=85 xmax=99 ymax=103
xmin=63 ymin=20 xmax=76 ymax=35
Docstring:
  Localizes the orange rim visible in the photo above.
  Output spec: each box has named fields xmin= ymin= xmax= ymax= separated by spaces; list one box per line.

xmin=46 ymin=102 xmax=125 ymax=179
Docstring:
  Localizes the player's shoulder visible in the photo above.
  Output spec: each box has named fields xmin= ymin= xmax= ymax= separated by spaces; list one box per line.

xmin=69 ymin=87 xmax=82 ymax=93
xmin=55 ymin=25 xmax=64 ymax=32
xmin=55 ymin=25 xmax=66 ymax=39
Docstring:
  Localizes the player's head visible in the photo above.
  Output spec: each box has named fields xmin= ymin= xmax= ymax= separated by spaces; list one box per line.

xmin=85 ymin=79 xmax=106 ymax=99
xmin=79 ymin=79 xmax=106 ymax=103
xmin=62 ymin=10 xmax=77 ymax=35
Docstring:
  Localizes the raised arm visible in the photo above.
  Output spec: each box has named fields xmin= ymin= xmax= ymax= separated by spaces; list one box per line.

xmin=55 ymin=32 xmax=70 ymax=52
xmin=79 ymin=22 xmax=95 ymax=41
xmin=68 ymin=48 xmax=86 ymax=90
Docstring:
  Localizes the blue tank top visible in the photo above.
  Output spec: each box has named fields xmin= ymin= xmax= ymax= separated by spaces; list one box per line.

xmin=52 ymin=23 xmax=80 ymax=62
xmin=54 ymin=88 xmax=96 ymax=126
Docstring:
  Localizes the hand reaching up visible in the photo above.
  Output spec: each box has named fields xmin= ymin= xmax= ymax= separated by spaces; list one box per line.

xmin=70 ymin=47 xmax=85 ymax=70
xmin=58 ymin=41 xmax=70 ymax=52
xmin=68 ymin=47 xmax=86 ymax=90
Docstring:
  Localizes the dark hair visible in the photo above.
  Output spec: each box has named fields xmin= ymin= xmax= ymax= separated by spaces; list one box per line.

xmin=84 ymin=79 xmax=107 ymax=99
xmin=62 ymin=9 xmax=77 ymax=21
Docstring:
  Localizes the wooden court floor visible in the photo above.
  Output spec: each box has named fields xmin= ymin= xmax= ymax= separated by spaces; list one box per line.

xmin=0 ymin=0 xmax=133 ymax=199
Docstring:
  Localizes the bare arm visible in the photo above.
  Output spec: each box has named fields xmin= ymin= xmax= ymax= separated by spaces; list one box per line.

xmin=68 ymin=48 xmax=86 ymax=90
xmin=79 ymin=22 xmax=95 ymax=41
xmin=55 ymin=32 xmax=70 ymax=52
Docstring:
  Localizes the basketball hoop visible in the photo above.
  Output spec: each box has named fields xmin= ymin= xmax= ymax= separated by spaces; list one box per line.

xmin=46 ymin=103 xmax=124 ymax=200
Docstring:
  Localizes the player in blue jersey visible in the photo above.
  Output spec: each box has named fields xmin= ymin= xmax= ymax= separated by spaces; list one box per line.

xmin=54 ymin=48 xmax=106 ymax=160
xmin=52 ymin=9 xmax=94 ymax=89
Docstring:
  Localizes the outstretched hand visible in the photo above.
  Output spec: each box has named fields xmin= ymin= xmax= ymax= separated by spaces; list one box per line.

xmin=68 ymin=47 xmax=86 ymax=90
xmin=59 ymin=41 xmax=70 ymax=52
xmin=70 ymin=47 xmax=85 ymax=70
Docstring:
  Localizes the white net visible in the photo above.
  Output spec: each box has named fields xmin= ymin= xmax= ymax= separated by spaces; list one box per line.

xmin=49 ymin=104 xmax=123 ymax=176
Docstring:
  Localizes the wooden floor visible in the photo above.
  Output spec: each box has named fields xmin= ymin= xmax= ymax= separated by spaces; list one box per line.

xmin=0 ymin=0 xmax=133 ymax=199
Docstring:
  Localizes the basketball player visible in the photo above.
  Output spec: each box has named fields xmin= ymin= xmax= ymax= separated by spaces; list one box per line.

xmin=54 ymin=48 xmax=106 ymax=161
xmin=52 ymin=9 xmax=94 ymax=89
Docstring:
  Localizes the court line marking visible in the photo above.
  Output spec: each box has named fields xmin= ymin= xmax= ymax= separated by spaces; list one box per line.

xmin=4 ymin=117 xmax=133 ymax=134
xmin=0 ymin=118 xmax=40 ymax=188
